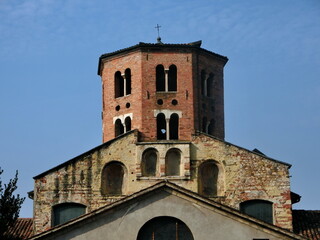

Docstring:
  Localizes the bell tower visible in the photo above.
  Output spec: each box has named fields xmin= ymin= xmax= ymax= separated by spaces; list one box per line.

xmin=98 ymin=41 xmax=228 ymax=142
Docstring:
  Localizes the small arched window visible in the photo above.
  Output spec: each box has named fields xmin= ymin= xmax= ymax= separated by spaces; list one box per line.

xmin=125 ymin=68 xmax=131 ymax=95
xmin=201 ymin=70 xmax=206 ymax=96
xmin=53 ymin=203 xmax=86 ymax=226
xmin=208 ymin=119 xmax=215 ymax=135
xmin=115 ymin=71 xmax=124 ymax=98
xmin=115 ymin=119 xmax=124 ymax=137
xmin=141 ymin=148 xmax=158 ymax=176
xmin=101 ymin=162 xmax=125 ymax=195
xmin=156 ymin=65 xmax=165 ymax=91
xmin=207 ymin=73 xmax=214 ymax=97
xmin=157 ymin=113 xmax=166 ymax=140
xmin=240 ymin=200 xmax=273 ymax=224
xmin=169 ymin=113 xmax=179 ymax=140
xmin=202 ymin=117 xmax=208 ymax=133
xmin=125 ymin=116 xmax=131 ymax=132
xmin=168 ymin=64 xmax=177 ymax=91
xmin=165 ymin=149 xmax=181 ymax=176
xmin=137 ymin=216 xmax=194 ymax=240
xmin=198 ymin=161 xmax=219 ymax=197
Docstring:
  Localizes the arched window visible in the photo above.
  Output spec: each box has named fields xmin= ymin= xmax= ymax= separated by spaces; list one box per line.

xmin=202 ymin=117 xmax=207 ymax=133
xmin=115 ymin=71 xmax=124 ymax=98
xmin=169 ymin=113 xmax=179 ymax=140
xmin=115 ymin=119 xmax=124 ymax=137
xmin=101 ymin=162 xmax=125 ymax=195
xmin=207 ymin=73 xmax=214 ymax=97
xmin=201 ymin=70 xmax=206 ymax=96
xmin=137 ymin=216 xmax=194 ymax=240
xmin=125 ymin=68 xmax=131 ymax=95
xmin=53 ymin=203 xmax=86 ymax=226
xmin=198 ymin=161 xmax=219 ymax=197
xmin=168 ymin=64 xmax=177 ymax=91
xmin=125 ymin=116 xmax=131 ymax=132
xmin=240 ymin=200 xmax=273 ymax=224
xmin=157 ymin=113 xmax=166 ymax=140
xmin=156 ymin=65 xmax=165 ymax=91
xmin=141 ymin=148 xmax=158 ymax=176
xmin=208 ymin=119 xmax=215 ymax=135
xmin=165 ymin=149 xmax=181 ymax=176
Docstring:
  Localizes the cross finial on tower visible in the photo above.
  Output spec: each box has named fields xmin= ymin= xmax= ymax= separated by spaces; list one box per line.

xmin=155 ymin=24 xmax=163 ymax=44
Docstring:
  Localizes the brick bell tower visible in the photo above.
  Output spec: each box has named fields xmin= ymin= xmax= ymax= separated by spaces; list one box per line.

xmin=98 ymin=40 xmax=228 ymax=143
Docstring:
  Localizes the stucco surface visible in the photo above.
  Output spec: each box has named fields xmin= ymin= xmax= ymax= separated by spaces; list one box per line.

xmin=34 ymin=190 xmax=298 ymax=240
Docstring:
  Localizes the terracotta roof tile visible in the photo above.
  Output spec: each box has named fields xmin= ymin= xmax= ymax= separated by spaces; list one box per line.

xmin=293 ymin=210 xmax=320 ymax=240
xmin=4 ymin=218 xmax=33 ymax=239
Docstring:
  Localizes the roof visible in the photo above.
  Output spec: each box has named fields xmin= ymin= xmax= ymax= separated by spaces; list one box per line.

xmin=293 ymin=210 xmax=320 ymax=240
xmin=97 ymin=40 xmax=228 ymax=75
xmin=29 ymin=181 xmax=305 ymax=240
xmin=4 ymin=218 xmax=33 ymax=239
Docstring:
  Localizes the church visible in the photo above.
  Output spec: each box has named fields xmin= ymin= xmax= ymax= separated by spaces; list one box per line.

xmin=9 ymin=40 xmax=319 ymax=239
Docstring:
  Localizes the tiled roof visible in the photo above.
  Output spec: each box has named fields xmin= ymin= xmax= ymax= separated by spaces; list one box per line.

xmin=4 ymin=218 xmax=33 ymax=239
xmin=293 ymin=210 xmax=320 ymax=240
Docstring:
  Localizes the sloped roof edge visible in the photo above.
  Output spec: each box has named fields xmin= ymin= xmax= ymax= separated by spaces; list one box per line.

xmin=33 ymin=130 xmax=138 ymax=179
xmin=195 ymin=131 xmax=292 ymax=168
xmin=97 ymin=41 xmax=228 ymax=75
xmin=29 ymin=181 xmax=306 ymax=240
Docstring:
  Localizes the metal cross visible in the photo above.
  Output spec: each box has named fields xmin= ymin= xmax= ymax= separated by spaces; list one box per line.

xmin=155 ymin=24 xmax=161 ymax=38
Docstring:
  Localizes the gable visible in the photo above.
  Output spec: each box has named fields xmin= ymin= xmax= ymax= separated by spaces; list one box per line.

xmin=30 ymin=184 xmax=304 ymax=240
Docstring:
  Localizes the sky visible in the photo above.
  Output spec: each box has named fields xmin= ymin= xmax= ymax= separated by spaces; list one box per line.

xmin=0 ymin=0 xmax=319 ymax=218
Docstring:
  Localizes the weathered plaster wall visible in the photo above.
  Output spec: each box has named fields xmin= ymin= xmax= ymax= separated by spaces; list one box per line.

xmin=32 ymin=191 xmax=299 ymax=240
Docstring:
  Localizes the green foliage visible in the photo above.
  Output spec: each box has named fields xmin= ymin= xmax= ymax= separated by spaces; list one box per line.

xmin=0 ymin=168 xmax=25 ymax=239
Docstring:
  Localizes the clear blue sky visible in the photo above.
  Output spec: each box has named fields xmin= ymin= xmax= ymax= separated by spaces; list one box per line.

xmin=0 ymin=0 xmax=319 ymax=218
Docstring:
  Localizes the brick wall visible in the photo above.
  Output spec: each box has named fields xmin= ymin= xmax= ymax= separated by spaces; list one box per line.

xmin=100 ymin=46 xmax=227 ymax=142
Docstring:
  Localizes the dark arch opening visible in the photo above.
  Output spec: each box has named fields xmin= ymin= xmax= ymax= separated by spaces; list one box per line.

xmin=141 ymin=148 xmax=158 ymax=177
xmin=101 ymin=162 xmax=125 ymax=195
xmin=207 ymin=73 xmax=214 ymax=97
xmin=125 ymin=116 xmax=131 ymax=132
xmin=137 ymin=216 xmax=194 ymax=240
xmin=156 ymin=65 xmax=165 ymax=91
xmin=165 ymin=149 xmax=181 ymax=176
xmin=169 ymin=113 xmax=179 ymax=140
xmin=201 ymin=70 xmax=206 ymax=96
xmin=115 ymin=71 xmax=124 ymax=98
xmin=125 ymin=68 xmax=131 ymax=95
xmin=240 ymin=200 xmax=273 ymax=224
xmin=202 ymin=117 xmax=207 ymax=133
xmin=115 ymin=119 xmax=124 ymax=137
xmin=198 ymin=161 xmax=218 ymax=197
xmin=168 ymin=64 xmax=177 ymax=91
xmin=53 ymin=203 xmax=86 ymax=226
xmin=157 ymin=113 xmax=166 ymax=140
xmin=208 ymin=119 xmax=215 ymax=135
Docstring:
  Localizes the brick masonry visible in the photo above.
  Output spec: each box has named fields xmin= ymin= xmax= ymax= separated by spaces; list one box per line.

xmin=100 ymin=45 xmax=227 ymax=142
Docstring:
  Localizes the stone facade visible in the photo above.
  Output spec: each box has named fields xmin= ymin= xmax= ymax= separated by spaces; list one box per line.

xmin=32 ymin=41 xmax=295 ymax=236
xmin=33 ymin=131 xmax=292 ymax=233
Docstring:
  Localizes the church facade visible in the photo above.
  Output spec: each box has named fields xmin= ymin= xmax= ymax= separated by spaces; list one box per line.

xmin=29 ymin=41 xmax=306 ymax=239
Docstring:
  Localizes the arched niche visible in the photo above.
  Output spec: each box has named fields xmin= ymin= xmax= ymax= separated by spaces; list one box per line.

xmin=101 ymin=161 xmax=126 ymax=196
xmin=165 ymin=148 xmax=181 ymax=176
xmin=141 ymin=148 xmax=158 ymax=177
